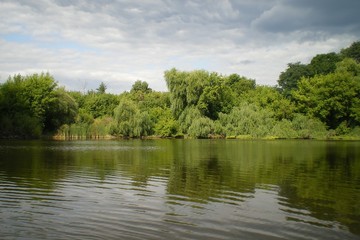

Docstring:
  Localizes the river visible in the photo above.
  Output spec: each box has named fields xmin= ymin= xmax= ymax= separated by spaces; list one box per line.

xmin=0 ymin=139 xmax=359 ymax=239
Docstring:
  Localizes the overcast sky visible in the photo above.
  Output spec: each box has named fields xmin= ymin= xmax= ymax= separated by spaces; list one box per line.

xmin=1 ymin=0 xmax=359 ymax=93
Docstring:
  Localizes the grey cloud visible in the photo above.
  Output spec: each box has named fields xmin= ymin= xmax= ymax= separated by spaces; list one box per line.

xmin=252 ymin=0 xmax=360 ymax=36
xmin=1 ymin=0 xmax=359 ymax=92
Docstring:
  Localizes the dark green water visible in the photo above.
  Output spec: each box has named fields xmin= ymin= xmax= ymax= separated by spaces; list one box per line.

xmin=0 ymin=139 xmax=359 ymax=239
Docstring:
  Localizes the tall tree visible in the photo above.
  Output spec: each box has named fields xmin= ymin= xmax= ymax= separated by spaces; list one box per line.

xmin=225 ymin=73 xmax=255 ymax=98
xmin=81 ymin=93 xmax=119 ymax=118
xmin=96 ymin=82 xmax=107 ymax=94
xmin=164 ymin=68 xmax=188 ymax=118
xmin=112 ymin=98 xmax=153 ymax=137
xmin=0 ymin=73 xmax=78 ymax=136
xmin=341 ymin=41 xmax=360 ymax=63
xmin=243 ymin=86 xmax=295 ymax=120
xmin=131 ymin=80 xmax=152 ymax=93
xmin=293 ymin=60 xmax=360 ymax=129
xmin=21 ymin=72 xmax=58 ymax=123
xmin=44 ymin=88 xmax=78 ymax=132
xmin=308 ymin=52 xmax=341 ymax=76
xmin=278 ymin=62 xmax=311 ymax=97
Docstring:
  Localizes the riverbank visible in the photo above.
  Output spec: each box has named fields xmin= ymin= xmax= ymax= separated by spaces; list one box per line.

xmin=46 ymin=133 xmax=360 ymax=141
xmin=2 ymin=132 xmax=360 ymax=141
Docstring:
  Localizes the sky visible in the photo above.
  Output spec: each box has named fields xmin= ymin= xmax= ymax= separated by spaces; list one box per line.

xmin=1 ymin=0 xmax=360 ymax=93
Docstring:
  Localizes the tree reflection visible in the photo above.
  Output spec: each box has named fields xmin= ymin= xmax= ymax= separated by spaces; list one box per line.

xmin=0 ymin=139 xmax=359 ymax=235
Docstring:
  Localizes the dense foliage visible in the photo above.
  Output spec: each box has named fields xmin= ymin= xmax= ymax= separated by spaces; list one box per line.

xmin=0 ymin=73 xmax=77 ymax=138
xmin=1 ymin=41 xmax=360 ymax=139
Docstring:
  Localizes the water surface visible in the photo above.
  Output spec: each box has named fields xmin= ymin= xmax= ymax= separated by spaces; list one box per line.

xmin=0 ymin=140 xmax=359 ymax=239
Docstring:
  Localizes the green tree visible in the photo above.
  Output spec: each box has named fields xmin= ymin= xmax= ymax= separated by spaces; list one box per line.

xmin=96 ymin=82 xmax=107 ymax=94
xmin=112 ymin=98 xmax=153 ymax=137
xmin=188 ymin=117 xmax=215 ymax=138
xmin=0 ymin=73 xmax=78 ymax=137
xmin=243 ymin=86 xmax=295 ymax=120
xmin=185 ymin=70 xmax=210 ymax=105
xmin=341 ymin=41 xmax=360 ymax=63
xmin=0 ymin=74 xmax=28 ymax=116
xmin=131 ymin=80 xmax=152 ymax=94
xmin=198 ymin=84 xmax=233 ymax=120
xmin=178 ymin=106 xmax=202 ymax=134
xmin=335 ymin=58 xmax=360 ymax=76
xmin=271 ymin=114 xmax=327 ymax=139
xmin=81 ymin=93 xmax=119 ymax=118
xmin=165 ymin=68 xmax=237 ymax=121
xmin=218 ymin=103 xmax=275 ymax=138
xmin=0 ymin=75 xmax=42 ymax=137
xmin=293 ymin=70 xmax=360 ymax=129
xmin=44 ymin=88 xmax=78 ymax=132
xmin=225 ymin=73 xmax=255 ymax=98
xmin=308 ymin=52 xmax=341 ymax=76
xmin=133 ymin=111 xmax=154 ymax=137
xmin=136 ymin=91 xmax=171 ymax=111
xmin=21 ymin=72 xmax=58 ymax=123
xmin=153 ymin=107 xmax=179 ymax=137
xmin=164 ymin=68 xmax=188 ymax=118
xmin=278 ymin=62 xmax=312 ymax=97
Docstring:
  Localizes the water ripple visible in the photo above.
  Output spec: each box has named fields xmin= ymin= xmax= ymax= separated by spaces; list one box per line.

xmin=1 ymin=140 xmax=359 ymax=240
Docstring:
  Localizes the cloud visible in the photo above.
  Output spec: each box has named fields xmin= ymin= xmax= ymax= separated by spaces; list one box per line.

xmin=252 ymin=0 xmax=360 ymax=36
xmin=0 ymin=0 xmax=359 ymax=93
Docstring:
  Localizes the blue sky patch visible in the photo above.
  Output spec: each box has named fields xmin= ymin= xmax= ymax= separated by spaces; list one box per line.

xmin=2 ymin=33 xmax=32 ymax=43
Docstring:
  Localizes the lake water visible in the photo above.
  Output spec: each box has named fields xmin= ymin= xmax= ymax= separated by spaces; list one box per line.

xmin=0 ymin=139 xmax=359 ymax=239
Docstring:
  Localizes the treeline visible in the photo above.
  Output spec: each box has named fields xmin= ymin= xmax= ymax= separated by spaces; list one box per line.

xmin=0 ymin=41 xmax=359 ymax=139
xmin=0 ymin=73 xmax=77 ymax=138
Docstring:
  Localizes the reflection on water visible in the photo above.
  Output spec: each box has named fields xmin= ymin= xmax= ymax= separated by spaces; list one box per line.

xmin=0 ymin=139 xmax=359 ymax=239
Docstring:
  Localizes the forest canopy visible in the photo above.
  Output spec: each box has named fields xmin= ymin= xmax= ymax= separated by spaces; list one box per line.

xmin=1 ymin=41 xmax=360 ymax=139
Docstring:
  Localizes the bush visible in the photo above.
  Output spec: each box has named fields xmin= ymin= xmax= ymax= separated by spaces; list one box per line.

xmin=218 ymin=103 xmax=275 ymax=137
xmin=291 ymin=114 xmax=328 ymax=139
xmin=188 ymin=117 xmax=215 ymax=138
xmin=271 ymin=119 xmax=298 ymax=139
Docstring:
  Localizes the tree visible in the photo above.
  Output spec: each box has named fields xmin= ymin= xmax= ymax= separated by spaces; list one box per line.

xmin=218 ymin=103 xmax=275 ymax=137
xmin=0 ymin=73 xmax=78 ymax=136
xmin=153 ymin=107 xmax=179 ymax=137
xmin=112 ymin=98 xmax=153 ymax=137
xmin=308 ymin=52 xmax=341 ymax=76
xmin=271 ymin=114 xmax=327 ymax=139
xmin=293 ymin=70 xmax=360 ymax=129
xmin=188 ymin=117 xmax=215 ymax=138
xmin=243 ymin=86 xmax=295 ymax=120
xmin=185 ymin=70 xmax=210 ymax=105
xmin=0 ymin=75 xmax=42 ymax=137
xmin=44 ymin=88 xmax=78 ymax=132
xmin=164 ymin=68 xmax=188 ymax=118
xmin=165 ymin=68 xmax=237 ymax=121
xmin=198 ymin=84 xmax=233 ymax=120
xmin=278 ymin=62 xmax=312 ymax=97
xmin=21 ymin=72 xmax=58 ymax=123
xmin=225 ymin=73 xmax=255 ymax=98
xmin=336 ymin=58 xmax=360 ymax=76
xmin=341 ymin=41 xmax=360 ymax=63
xmin=131 ymin=80 xmax=152 ymax=93
xmin=81 ymin=93 xmax=119 ymax=118
xmin=178 ymin=106 xmax=202 ymax=134
xmin=96 ymin=82 xmax=107 ymax=94
xmin=133 ymin=111 xmax=154 ymax=137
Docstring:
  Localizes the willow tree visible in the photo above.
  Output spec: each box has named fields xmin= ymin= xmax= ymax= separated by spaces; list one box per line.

xmin=164 ymin=68 xmax=188 ymax=119
xmin=112 ymin=98 xmax=153 ymax=137
xmin=164 ymin=68 xmax=238 ymax=120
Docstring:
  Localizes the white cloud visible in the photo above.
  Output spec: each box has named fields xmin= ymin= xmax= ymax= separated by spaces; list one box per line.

xmin=0 ymin=0 xmax=359 ymax=93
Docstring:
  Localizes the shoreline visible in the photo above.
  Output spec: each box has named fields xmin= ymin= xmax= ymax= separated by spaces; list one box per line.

xmin=2 ymin=134 xmax=360 ymax=141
